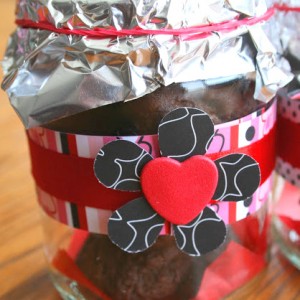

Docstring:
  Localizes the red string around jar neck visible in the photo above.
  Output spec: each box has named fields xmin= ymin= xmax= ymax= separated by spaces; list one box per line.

xmin=16 ymin=7 xmax=274 ymax=39
xmin=274 ymin=3 xmax=300 ymax=12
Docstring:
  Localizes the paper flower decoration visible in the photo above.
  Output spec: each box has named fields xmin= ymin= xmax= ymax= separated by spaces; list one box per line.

xmin=94 ymin=108 xmax=260 ymax=256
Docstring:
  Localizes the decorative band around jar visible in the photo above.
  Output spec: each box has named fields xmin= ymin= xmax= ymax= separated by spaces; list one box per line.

xmin=277 ymin=90 xmax=300 ymax=187
xmin=36 ymin=174 xmax=273 ymax=234
xmin=28 ymin=100 xmax=277 ymax=234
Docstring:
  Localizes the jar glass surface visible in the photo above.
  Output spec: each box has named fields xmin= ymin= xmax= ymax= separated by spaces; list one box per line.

xmin=41 ymin=207 xmax=270 ymax=300
xmin=32 ymin=77 xmax=275 ymax=300
xmin=272 ymin=174 xmax=300 ymax=270
xmin=272 ymin=64 xmax=300 ymax=270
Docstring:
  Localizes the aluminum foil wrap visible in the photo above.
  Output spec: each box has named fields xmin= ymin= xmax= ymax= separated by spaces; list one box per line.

xmin=275 ymin=1 xmax=300 ymax=57
xmin=1 ymin=0 xmax=292 ymax=128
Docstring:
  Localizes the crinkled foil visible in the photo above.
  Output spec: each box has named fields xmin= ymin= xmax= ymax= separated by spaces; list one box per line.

xmin=266 ymin=0 xmax=300 ymax=58
xmin=16 ymin=0 xmax=267 ymax=30
xmin=1 ymin=0 xmax=292 ymax=128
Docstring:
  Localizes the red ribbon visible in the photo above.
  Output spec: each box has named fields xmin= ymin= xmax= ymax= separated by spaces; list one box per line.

xmin=16 ymin=8 xmax=274 ymax=39
xmin=52 ymin=249 xmax=112 ymax=300
xmin=194 ymin=241 xmax=266 ymax=300
xmin=28 ymin=125 xmax=276 ymax=211
xmin=277 ymin=115 xmax=300 ymax=168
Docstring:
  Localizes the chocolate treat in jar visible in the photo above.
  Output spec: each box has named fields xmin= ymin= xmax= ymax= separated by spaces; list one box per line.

xmin=1 ymin=1 xmax=292 ymax=299
xmin=76 ymin=236 xmax=208 ymax=300
xmin=46 ymin=77 xmax=262 ymax=135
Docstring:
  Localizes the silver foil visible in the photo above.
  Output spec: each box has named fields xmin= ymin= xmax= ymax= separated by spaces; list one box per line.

xmin=266 ymin=0 xmax=300 ymax=58
xmin=15 ymin=0 xmax=267 ymax=30
xmin=1 ymin=0 xmax=292 ymax=127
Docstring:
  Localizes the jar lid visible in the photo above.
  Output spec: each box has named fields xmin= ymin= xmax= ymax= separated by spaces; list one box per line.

xmin=1 ymin=1 xmax=292 ymax=127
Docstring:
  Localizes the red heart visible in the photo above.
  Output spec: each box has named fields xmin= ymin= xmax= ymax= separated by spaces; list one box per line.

xmin=140 ymin=156 xmax=218 ymax=225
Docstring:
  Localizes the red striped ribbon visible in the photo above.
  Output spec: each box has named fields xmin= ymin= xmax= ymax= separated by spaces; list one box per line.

xmin=28 ymin=125 xmax=276 ymax=211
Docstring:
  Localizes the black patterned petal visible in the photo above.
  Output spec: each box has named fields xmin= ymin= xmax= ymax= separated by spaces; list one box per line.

xmin=213 ymin=154 xmax=261 ymax=202
xmin=108 ymin=197 xmax=165 ymax=253
xmin=158 ymin=107 xmax=215 ymax=162
xmin=94 ymin=140 xmax=152 ymax=192
xmin=173 ymin=207 xmax=226 ymax=256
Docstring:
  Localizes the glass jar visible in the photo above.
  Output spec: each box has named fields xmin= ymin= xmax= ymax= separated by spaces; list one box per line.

xmin=2 ymin=1 xmax=291 ymax=299
xmin=27 ymin=77 xmax=276 ymax=300
xmin=270 ymin=2 xmax=300 ymax=270
xmin=272 ymin=180 xmax=300 ymax=269
xmin=272 ymin=77 xmax=300 ymax=270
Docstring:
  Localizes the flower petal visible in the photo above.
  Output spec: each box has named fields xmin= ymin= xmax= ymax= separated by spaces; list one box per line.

xmin=158 ymin=108 xmax=214 ymax=162
xmin=94 ymin=140 xmax=152 ymax=191
xmin=108 ymin=197 xmax=165 ymax=253
xmin=213 ymin=154 xmax=261 ymax=202
xmin=173 ymin=207 xmax=227 ymax=256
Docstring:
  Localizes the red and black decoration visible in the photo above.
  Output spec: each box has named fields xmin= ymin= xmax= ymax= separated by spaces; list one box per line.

xmin=94 ymin=108 xmax=261 ymax=256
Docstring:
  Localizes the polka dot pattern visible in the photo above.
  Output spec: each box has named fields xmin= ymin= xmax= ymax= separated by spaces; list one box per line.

xmin=243 ymin=196 xmax=253 ymax=207
xmin=245 ymin=126 xmax=255 ymax=141
xmin=278 ymin=90 xmax=300 ymax=124
xmin=276 ymin=157 xmax=300 ymax=188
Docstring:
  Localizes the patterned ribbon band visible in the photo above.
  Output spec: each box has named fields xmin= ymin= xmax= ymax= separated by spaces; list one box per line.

xmin=28 ymin=101 xmax=277 ymax=233
xmin=36 ymin=175 xmax=273 ymax=234
xmin=277 ymin=91 xmax=300 ymax=187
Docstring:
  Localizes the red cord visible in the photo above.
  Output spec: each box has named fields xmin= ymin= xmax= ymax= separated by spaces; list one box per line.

xmin=16 ymin=8 xmax=274 ymax=38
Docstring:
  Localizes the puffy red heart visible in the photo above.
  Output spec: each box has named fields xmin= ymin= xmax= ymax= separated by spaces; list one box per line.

xmin=140 ymin=156 xmax=218 ymax=225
